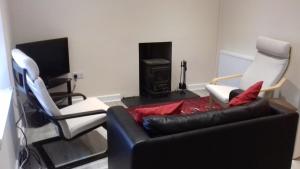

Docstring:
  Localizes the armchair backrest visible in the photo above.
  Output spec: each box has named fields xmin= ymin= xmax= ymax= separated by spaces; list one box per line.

xmin=12 ymin=49 xmax=61 ymax=117
xmin=240 ymin=37 xmax=291 ymax=91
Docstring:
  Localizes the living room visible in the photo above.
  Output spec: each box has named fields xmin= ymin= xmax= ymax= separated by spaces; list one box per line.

xmin=0 ymin=0 xmax=300 ymax=169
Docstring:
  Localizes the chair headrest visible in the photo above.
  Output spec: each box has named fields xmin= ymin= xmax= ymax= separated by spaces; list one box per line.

xmin=256 ymin=36 xmax=291 ymax=59
xmin=12 ymin=49 xmax=40 ymax=81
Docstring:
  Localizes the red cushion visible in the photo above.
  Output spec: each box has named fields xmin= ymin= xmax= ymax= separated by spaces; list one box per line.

xmin=133 ymin=101 xmax=184 ymax=123
xmin=229 ymin=81 xmax=263 ymax=107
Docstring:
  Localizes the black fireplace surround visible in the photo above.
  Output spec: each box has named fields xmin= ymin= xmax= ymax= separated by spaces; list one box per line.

xmin=139 ymin=42 xmax=172 ymax=97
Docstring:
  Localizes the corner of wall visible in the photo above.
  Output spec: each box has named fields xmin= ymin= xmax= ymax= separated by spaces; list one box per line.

xmin=215 ymin=0 xmax=224 ymax=78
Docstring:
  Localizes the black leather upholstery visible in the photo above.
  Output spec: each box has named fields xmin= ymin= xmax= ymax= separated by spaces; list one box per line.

xmin=229 ymin=89 xmax=244 ymax=101
xmin=143 ymin=99 xmax=272 ymax=136
xmin=107 ymin=100 xmax=298 ymax=169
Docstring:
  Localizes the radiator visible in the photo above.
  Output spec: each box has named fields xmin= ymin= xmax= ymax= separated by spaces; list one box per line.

xmin=218 ymin=50 xmax=254 ymax=87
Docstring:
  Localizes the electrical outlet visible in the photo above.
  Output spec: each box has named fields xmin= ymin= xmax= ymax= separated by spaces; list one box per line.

xmin=73 ymin=72 xmax=84 ymax=80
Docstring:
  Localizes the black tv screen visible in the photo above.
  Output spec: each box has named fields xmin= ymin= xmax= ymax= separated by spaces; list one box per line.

xmin=16 ymin=38 xmax=70 ymax=80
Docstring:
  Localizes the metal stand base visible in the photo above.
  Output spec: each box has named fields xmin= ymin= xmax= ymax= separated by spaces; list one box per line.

xmin=33 ymin=130 xmax=107 ymax=169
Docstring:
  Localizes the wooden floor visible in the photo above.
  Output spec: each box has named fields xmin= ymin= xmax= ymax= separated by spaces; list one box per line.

xmin=293 ymin=159 xmax=300 ymax=169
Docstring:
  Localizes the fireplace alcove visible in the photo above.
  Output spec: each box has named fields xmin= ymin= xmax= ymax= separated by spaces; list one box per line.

xmin=139 ymin=42 xmax=172 ymax=97
xmin=121 ymin=42 xmax=199 ymax=107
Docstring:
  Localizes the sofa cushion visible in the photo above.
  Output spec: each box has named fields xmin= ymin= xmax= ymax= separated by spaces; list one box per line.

xmin=143 ymin=99 xmax=273 ymax=136
xmin=132 ymin=101 xmax=184 ymax=124
xmin=229 ymin=81 xmax=263 ymax=107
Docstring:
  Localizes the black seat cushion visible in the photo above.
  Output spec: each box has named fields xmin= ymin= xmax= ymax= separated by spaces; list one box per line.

xmin=143 ymin=99 xmax=273 ymax=137
xmin=229 ymin=89 xmax=244 ymax=101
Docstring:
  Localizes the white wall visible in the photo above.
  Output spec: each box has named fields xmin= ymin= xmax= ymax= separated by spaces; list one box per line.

xmin=0 ymin=13 xmax=9 ymax=89
xmin=0 ymin=0 xmax=12 ymax=89
xmin=0 ymin=101 xmax=18 ymax=169
xmin=218 ymin=0 xmax=300 ymax=110
xmin=9 ymin=0 xmax=220 ymax=97
xmin=5 ymin=0 xmax=300 ymax=162
xmin=0 ymin=0 xmax=18 ymax=168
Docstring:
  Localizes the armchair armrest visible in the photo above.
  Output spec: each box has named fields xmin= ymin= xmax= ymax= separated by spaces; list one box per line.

xmin=260 ymin=77 xmax=287 ymax=93
xmin=50 ymin=92 xmax=87 ymax=100
xmin=54 ymin=109 xmax=106 ymax=120
xmin=210 ymin=74 xmax=243 ymax=84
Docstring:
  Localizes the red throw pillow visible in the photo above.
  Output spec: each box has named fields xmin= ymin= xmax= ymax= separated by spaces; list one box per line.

xmin=133 ymin=101 xmax=184 ymax=123
xmin=229 ymin=81 xmax=263 ymax=107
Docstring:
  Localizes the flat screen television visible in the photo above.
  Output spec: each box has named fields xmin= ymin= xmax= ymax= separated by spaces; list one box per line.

xmin=16 ymin=38 xmax=70 ymax=81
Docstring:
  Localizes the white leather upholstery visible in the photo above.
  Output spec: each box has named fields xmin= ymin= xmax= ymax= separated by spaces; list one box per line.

xmin=12 ymin=49 xmax=40 ymax=81
xmin=206 ymin=36 xmax=291 ymax=105
xmin=60 ymin=97 xmax=109 ymax=114
xmin=26 ymin=76 xmax=61 ymax=117
xmin=12 ymin=49 xmax=108 ymax=139
xmin=59 ymin=98 xmax=108 ymax=139
xmin=240 ymin=53 xmax=288 ymax=90
xmin=256 ymin=36 xmax=291 ymax=59
xmin=206 ymin=84 xmax=238 ymax=103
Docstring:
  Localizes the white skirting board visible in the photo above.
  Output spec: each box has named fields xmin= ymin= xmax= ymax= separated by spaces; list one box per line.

xmin=72 ymin=94 xmax=122 ymax=103
xmin=187 ymin=83 xmax=207 ymax=91
xmin=97 ymin=94 xmax=122 ymax=103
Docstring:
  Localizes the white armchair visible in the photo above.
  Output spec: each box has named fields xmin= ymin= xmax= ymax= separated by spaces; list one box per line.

xmin=206 ymin=36 xmax=291 ymax=107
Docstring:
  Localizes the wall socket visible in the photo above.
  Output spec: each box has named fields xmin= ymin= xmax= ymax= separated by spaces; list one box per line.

xmin=73 ymin=72 xmax=84 ymax=80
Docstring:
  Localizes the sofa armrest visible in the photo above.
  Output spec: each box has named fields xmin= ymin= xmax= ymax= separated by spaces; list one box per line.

xmin=269 ymin=102 xmax=297 ymax=115
xmin=107 ymin=106 xmax=149 ymax=169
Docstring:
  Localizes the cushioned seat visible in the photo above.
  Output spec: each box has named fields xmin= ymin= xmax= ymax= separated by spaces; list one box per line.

xmin=205 ymin=84 xmax=238 ymax=103
xmin=60 ymin=98 xmax=108 ymax=139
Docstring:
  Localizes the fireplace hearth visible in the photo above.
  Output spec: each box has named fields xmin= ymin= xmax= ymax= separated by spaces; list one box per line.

xmin=139 ymin=42 xmax=172 ymax=97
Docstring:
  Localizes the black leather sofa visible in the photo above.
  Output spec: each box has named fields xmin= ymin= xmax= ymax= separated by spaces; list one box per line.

xmin=107 ymin=99 xmax=298 ymax=169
